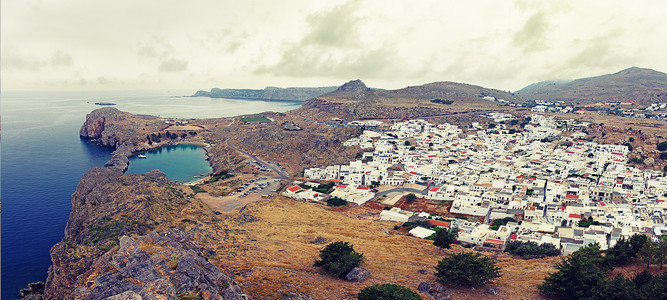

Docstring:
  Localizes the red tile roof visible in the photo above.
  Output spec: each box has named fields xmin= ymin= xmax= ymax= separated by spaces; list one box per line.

xmin=428 ymin=220 xmax=450 ymax=227
xmin=565 ymin=194 xmax=579 ymax=199
xmin=485 ymin=238 xmax=505 ymax=245
xmin=287 ymin=186 xmax=302 ymax=193
xmin=429 ymin=187 xmax=440 ymax=192
xmin=569 ymin=213 xmax=581 ymax=219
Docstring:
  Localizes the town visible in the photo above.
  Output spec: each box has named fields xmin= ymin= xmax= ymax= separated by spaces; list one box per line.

xmin=282 ymin=114 xmax=667 ymax=255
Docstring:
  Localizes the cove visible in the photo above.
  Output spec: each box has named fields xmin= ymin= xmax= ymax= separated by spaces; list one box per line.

xmin=126 ymin=144 xmax=213 ymax=183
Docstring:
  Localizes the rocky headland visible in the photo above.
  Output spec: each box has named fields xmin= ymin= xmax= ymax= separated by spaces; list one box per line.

xmin=192 ymin=86 xmax=337 ymax=101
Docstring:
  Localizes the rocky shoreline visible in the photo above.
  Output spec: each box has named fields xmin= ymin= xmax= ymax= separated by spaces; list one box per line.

xmin=23 ymin=108 xmax=247 ymax=299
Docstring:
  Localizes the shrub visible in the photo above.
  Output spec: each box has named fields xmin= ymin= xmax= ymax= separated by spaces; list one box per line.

xmin=314 ymin=241 xmax=364 ymax=278
xmin=504 ymin=241 xmax=560 ymax=259
xmin=658 ymin=141 xmax=667 ymax=151
xmin=434 ymin=252 xmax=501 ymax=287
xmin=489 ymin=217 xmax=515 ymax=230
xmin=327 ymin=196 xmax=347 ymax=207
xmin=357 ymin=284 xmax=422 ymax=300
xmin=432 ymin=227 xmax=458 ymax=251
xmin=190 ymin=185 xmax=206 ymax=194
xmin=404 ymin=193 xmax=417 ymax=203
xmin=431 ymin=99 xmax=454 ymax=105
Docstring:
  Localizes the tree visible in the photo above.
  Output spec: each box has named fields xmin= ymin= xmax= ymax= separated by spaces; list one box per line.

xmin=434 ymin=252 xmax=501 ymax=287
xmin=488 ymin=123 xmax=497 ymax=129
xmin=592 ymin=274 xmax=638 ymax=300
xmin=432 ymin=227 xmax=458 ymax=252
xmin=314 ymin=241 xmax=364 ymax=278
xmin=357 ymin=284 xmax=422 ymax=300
xmin=538 ymin=244 xmax=611 ymax=299
xmin=490 ymin=217 xmax=515 ymax=230
xmin=660 ymin=152 xmax=667 ymax=160
xmin=658 ymin=141 xmax=667 ymax=151
xmin=404 ymin=193 xmax=417 ymax=203
xmin=638 ymin=240 xmax=659 ymax=270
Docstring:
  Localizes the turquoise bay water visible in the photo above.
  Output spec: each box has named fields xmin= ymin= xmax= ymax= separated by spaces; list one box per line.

xmin=126 ymin=144 xmax=213 ymax=183
xmin=1 ymin=90 xmax=300 ymax=299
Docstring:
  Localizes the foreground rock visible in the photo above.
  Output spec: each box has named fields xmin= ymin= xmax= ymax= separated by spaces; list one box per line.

xmin=71 ymin=229 xmax=245 ymax=299
xmin=38 ymin=165 xmax=243 ymax=299
xmin=345 ymin=267 xmax=371 ymax=282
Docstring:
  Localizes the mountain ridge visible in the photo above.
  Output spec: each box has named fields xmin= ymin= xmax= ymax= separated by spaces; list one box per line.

xmin=516 ymin=66 xmax=667 ymax=105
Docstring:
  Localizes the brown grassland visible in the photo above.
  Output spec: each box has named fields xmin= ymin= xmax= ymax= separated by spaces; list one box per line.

xmin=213 ymin=197 xmax=560 ymax=299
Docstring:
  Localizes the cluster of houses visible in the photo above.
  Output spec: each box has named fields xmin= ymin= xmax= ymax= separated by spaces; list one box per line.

xmin=283 ymin=115 xmax=667 ymax=255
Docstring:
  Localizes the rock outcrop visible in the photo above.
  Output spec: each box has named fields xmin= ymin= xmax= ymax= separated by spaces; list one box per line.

xmin=70 ymin=229 xmax=245 ymax=300
xmin=39 ymin=165 xmax=244 ymax=299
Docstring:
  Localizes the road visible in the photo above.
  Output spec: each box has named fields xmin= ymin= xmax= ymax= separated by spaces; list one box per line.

xmin=225 ymin=138 xmax=289 ymax=179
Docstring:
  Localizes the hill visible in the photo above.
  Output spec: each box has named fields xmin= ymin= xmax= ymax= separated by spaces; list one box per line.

xmin=192 ymin=86 xmax=338 ymax=101
xmin=295 ymin=79 xmax=522 ymax=121
xmin=516 ymin=67 xmax=667 ymax=106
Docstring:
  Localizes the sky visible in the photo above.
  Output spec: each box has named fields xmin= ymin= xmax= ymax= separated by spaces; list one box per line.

xmin=2 ymin=0 xmax=667 ymax=92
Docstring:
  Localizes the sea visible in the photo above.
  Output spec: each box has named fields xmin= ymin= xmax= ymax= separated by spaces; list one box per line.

xmin=0 ymin=90 xmax=301 ymax=299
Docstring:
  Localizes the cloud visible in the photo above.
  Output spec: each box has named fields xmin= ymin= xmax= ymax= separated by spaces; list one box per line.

xmin=97 ymin=76 xmax=111 ymax=85
xmin=158 ymin=58 xmax=188 ymax=72
xmin=200 ymin=28 xmax=250 ymax=54
xmin=50 ymin=51 xmax=74 ymax=67
xmin=2 ymin=49 xmax=73 ymax=71
xmin=564 ymin=30 xmax=634 ymax=71
xmin=301 ymin=0 xmax=363 ymax=48
xmin=513 ymin=11 xmax=550 ymax=53
xmin=256 ymin=46 xmax=396 ymax=79
xmin=137 ymin=46 xmax=157 ymax=59
xmin=256 ymin=0 xmax=399 ymax=79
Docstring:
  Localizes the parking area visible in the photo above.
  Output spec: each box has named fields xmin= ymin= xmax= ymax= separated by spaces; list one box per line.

xmin=198 ymin=176 xmax=284 ymax=216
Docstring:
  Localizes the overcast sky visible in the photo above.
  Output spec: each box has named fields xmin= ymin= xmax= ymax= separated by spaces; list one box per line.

xmin=2 ymin=0 xmax=666 ymax=92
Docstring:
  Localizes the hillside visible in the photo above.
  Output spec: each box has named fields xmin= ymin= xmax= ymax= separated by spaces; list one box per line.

xmin=295 ymin=79 xmax=522 ymax=121
xmin=516 ymin=67 xmax=667 ymax=106
xmin=192 ymin=86 xmax=337 ymax=101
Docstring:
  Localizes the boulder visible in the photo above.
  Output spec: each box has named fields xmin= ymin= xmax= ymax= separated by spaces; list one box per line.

xmin=417 ymin=282 xmax=431 ymax=293
xmin=344 ymin=267 xmax=371 ymax=282
xmin=487 ymin=287 xmax=499 ymax=295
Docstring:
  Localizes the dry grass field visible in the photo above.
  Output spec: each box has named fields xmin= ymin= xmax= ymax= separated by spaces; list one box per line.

xmin=212 ymin=197 xmax=560 ymax=299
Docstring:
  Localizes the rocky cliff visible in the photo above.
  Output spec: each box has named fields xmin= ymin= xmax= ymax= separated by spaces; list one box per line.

xmin=38 ymin=167 xmax=246 ymax=299
xmin=31 ymin=109 xmax=249 ymax=299
xmin=80 ymin=108 xmax=167 ymax=171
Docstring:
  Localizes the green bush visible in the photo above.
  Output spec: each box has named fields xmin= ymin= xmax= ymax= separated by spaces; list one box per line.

xmin=657 ymin=141 xmax=667 ymax=151
xmin=327 ymin=196 xmax=347 ymax=207
xmin=314 ymin=241 xmax=364 ymax=278
xmin=434 ymin=252 xmax=501 ymax=287
xmin=357 ymin=284 xmax=422 ymax=300
xmin=404 ymin=193 xmax=417 ymax=203
xmin=432 ymin=227 xmax=457 ymax=251
xmin=431 ymin=99 xmax=454 ymax=105
xmin=489 ymin=217 xmax=515 ymax=230
xmin=504 ymin=241 xmax=560 ymax=259
xmin=190 ymin=185 xmax=206 ymax=194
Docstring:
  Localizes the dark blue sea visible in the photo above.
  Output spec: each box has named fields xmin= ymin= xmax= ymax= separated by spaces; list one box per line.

xmin=1 ymin=90 xmax=300 ymax=299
